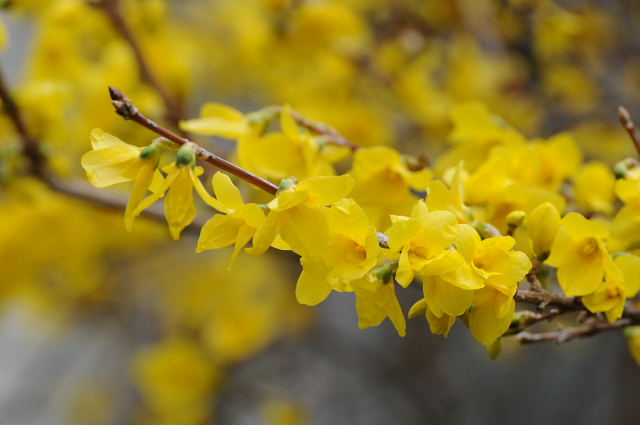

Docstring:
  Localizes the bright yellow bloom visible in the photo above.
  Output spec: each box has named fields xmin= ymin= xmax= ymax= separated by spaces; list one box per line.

xmin=248 ymin=174 xmax=354 ymax=257
xmin=350 ymin=145 xmax=432 ymax=228
xmin=134 ymin=161 xmax=224 ymax=240
xmin=573 ymin=161 xmax=616 ymax=216
xmin=179 ymin=102 xmax=249 ymax=139
xmin=196 ymin=172 xmax=266 ymax=268
xmin=352 ymin=270 xmax=406 ymax=337
xmin=435 ymin=102 xmax=527 ymax=174
xmin=385 ymin=200 xmax=459 ymax=287
xmin=455 ymin=224 xmax=531 ymax=345
xmin=81 ymin=128 xmax=164 ymax=231
xmin=582 ymin=254 xmax=640 ymax=322
xmin=238 ymin=106 xmax=340 ymax=181
xmin=426 ymin=162 xmax=471 ymax=224
xmin=408 ymin=298 xmax=457 ymax=337
xmin=513 ymin=202 xmax=561 ymax=260
xmin=546 ymin=212 xmax=614 ymax=296
xmin=295 ymin=198 xmax=380 ymax=305
xmin=610 ymin=177 xmax=640 ymax=252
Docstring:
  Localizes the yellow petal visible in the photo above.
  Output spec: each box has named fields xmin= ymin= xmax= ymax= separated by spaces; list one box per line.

xmin=124 ymin=160 xmax=157 ymax=232
xmin=469 ymin=293 xmax=514 ymax=346
xmin=297 ymin=174 xmax=354 ymax=207
xmin=164 ymin=167 xmax=196 ymax=240
xmin=212 ymin=172 xmax=244 ymax=211
xmin=196 ymin=215 xmax=241 ymax=252
xmin=296 ymin=261 xmax=332 ymax=306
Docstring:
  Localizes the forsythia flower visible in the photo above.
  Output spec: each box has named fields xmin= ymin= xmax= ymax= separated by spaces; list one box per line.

xmin=248 ymin=174 xmax=354 ymax=257
xmin=196 ymin=172 xmax=266 ymax=268
xmin=179 ymin=102 xmax=249 ymax=139
xmin=546 ymin=212 xmax=614 ymax=296
xmin=582 ymin=254 xmax=640 ymax=322
xmin=134 ymin=144 xmax=225 ymax=240
xmin=350 ymin=146 xmax=432 ymax=228
xmin=352 ymin=267 xmax=406 ymax=337
xmin=295 ymin=198 xmax=379 ymax=305
xmin=81 ymin=129 xmax=164 ymax=231
xmin=573 ymin=161 xmax=616 ymax=215
xmin=385 ymin=200 xmax=460 ymax=287
xmin=513 ymin=202 xmax=561 ymax=260
xmin=455 ymin=225 xmax=531 ymax=345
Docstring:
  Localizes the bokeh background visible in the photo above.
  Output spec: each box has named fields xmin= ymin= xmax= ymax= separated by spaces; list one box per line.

xmin=0 ymin=0 xmax=639 ymax=424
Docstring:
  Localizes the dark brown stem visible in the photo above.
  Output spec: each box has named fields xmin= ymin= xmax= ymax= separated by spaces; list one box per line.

xmin=618 ymin=106 xmax=640 ymax=156
xmin=109 ymin=86 xmax=279 ymax=195
xmin=91 ymin=0 xmax=183 ymax=127
xmin=0 ymin=64 xmax=46 ymax=178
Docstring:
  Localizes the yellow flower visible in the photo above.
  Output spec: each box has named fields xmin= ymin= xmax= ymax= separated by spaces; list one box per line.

xmin=573 ymin=161 xmax=616 ymax=216
xmin=582 ymin=254 xmax=640 ymax=322
xmin=134 ymin=150 xmax=226 ymax=240
xmin=435 ymin=102 xmax=527 ymax=174
xmin=513 ymin=202 xmax=561 ymax=260
xmin=546 ymin=212 xmax=614 ymax=296
xmin=248 ymin=174 xmax=354 ymax=257
xmin=426 ymin=162 xmax=471 ymax=224
xmin=238 ymin=106 xmax=339 ymax=181
xmin=179 ymin=102 xmax=249 ymax=139
xmin=408 ymin=296 xmax=457 ymax=337
xmin=350 ymin=146 xmax=432 ymax=228
xmin=352 ymin=269 xmax=406 ymax=337
xmin=81 ymin=128 xmax=164 ymax=231
xmin=455 ymin=224 xmax=531 ymax=345
xmin=295 ymin=198 xmax=379 ymax=305
xmin=196 ymin=172 xmax=266 ymax=268
xmin=385 ymin=200 xmax=460 ymax=287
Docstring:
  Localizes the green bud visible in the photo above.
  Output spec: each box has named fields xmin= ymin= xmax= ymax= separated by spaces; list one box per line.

xmin=614 ymin=161 xmax=629 ymax=179
xmin=139 ymin=144 xmax=160 ymax=160
xmin=176 ymin=143 xmax=196 ymax=166
xmin=278 ymin=177 xmax=297 ymax=192
xmin=473 ymin=221 xmax=501 ymax=239
xmin=371 ymin=265 xmax=393 ymax=284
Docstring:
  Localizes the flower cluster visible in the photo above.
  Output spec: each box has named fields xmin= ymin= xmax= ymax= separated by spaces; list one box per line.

xmin=82 ymin=99 xmax=640 ymax=353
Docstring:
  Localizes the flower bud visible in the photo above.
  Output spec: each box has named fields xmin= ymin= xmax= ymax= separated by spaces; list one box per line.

xmin=176 ymin=143 xmax=196 ymax=166
xmin=506 ymin=210 xmax=526 ymax=229
xmin=278 ymin=176 xmax=297 ymax=192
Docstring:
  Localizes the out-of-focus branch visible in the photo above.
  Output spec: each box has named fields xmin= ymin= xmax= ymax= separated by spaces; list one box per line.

xmin=618 ymin=105 xmax=640 ymax=156
xmin=109 ymin=86 xmax=279 ymax=195
xmin=0 ymin=64 xmax=46 ymax=178
xmin=89 ymin=0 xmax=183 ymax=127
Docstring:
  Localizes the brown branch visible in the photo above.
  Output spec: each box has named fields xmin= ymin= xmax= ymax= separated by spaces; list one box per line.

xmin=90 ymin=0 xmax=183 ymax=127
xmin=516 ymin=318 xmax=633 ymax=344
xmin=618 ymin=106 xmax=640 ymax=156
xmin=109 ymin=86 xmax=279 ymax=195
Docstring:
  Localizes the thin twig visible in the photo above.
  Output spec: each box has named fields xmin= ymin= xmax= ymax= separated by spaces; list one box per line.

xmin=90 ymin=0 xmax=183 ymax=127
xmin=618 ymin=106 xmax=640 ymax=156
xmin=516 ymin=318 xmax=633 ymax=344
xmin=109 ymin=86 xmax=279 ymax=195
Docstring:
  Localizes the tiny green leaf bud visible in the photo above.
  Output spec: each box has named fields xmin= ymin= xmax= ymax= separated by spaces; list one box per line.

xmin=624 ymin=326 xmax=640 ymax=340
xmin=278 ymin=176 xmax=297 ymax=192
xmin=614 ymin=161 xmax=629 ymax=179
xmin=176 ymin=143 xmax=196 ymax=166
